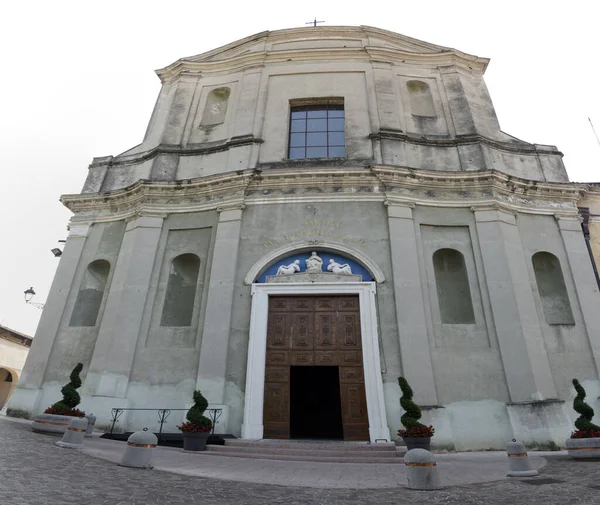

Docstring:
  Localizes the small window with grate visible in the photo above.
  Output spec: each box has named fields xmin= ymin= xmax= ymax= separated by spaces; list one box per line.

xmin=288 ymin=104 xmax=345 ymax=159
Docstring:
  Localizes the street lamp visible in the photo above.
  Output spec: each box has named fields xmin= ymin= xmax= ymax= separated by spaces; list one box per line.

xmin=24 ymin=287 xmax=45 ymax=309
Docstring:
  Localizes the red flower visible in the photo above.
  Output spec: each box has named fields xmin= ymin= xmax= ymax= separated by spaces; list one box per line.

xmin=177 ymin=421 xmax=212 ymax=433
xmin=44 ymin=406 xmax=86 ymax=417
xmin=570 ymin=429 xmax=600 ymax=439
xmin=398 ymin=425 xmax=435 ymax=438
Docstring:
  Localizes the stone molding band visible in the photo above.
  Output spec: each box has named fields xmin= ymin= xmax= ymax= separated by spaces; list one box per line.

xmin=370 ymin=130 xmax=563 ymax=157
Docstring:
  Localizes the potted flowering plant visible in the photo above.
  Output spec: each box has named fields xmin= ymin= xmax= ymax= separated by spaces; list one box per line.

xmin=566 ymin=379 xmax=600 ymax=459
xmin=178 ymin=390 xmax=213 ymax=451
xmin=32 ymin=363 xmax=86 ymax=435
xmin=397 ymin=376 xmax=434 ymax=451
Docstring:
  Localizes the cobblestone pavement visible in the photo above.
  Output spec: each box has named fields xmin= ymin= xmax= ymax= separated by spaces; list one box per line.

xmin=1 ymin=417 xmax=600 ymax=505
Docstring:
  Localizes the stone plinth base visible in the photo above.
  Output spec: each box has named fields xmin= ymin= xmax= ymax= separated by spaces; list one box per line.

xmin=566 ymin=438 xmax=600 ymax=459
xmin=507 ymin=399 xmax=571 ymax=449
xmin=32 ymin=414 xmax=76 ymax=435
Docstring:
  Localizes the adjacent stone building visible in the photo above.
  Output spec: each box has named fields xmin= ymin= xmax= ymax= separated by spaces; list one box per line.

xmin=0 ymin=325 xmax=32 ymax=413
xmin=9 ymin=26 xmax=600 ymax=449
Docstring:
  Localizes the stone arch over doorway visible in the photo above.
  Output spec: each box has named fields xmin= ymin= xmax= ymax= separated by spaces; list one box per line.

xmin=244 ymin=241 xmax=386 ymax=285
xmin=0 ymin=367 xmax=18 ymax=411
xmin=241 ymin=244 xmax=390 ymax=443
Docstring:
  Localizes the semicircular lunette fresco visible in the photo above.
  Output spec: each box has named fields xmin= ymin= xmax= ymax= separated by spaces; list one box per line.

xmin=257 ymin=251 xmax=373 ymax=283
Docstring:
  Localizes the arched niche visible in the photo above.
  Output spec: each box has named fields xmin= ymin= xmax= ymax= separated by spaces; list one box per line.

xmin=161 ymin=253 xmax=201 ymax=327
xmin=532 ymin=251 xmax=574 ymax=325
xmin=70 ymin=259 xmax=110 ymax=327
xmin=244 ymin=241 xmax=385 ymax=284
xmin=201 ymin=87 xmax=230 ymax=127
xmin=0 ymin=367 xmax=18 ymax=411
xmin=407 ymin=80 xmax=436 ymax=118
xmin=432 ymin=248 xmax=475 ymax=324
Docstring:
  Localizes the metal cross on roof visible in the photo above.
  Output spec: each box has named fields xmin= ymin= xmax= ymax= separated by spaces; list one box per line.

xmin=305 ymin=18 xmax=325 ymax=27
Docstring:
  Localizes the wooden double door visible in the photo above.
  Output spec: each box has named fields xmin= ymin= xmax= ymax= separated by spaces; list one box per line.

xmin=263 ymin=295 xmax=369 ymax=441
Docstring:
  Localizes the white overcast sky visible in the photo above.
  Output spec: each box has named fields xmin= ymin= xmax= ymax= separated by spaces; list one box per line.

xmin=1 ymin=0 xmax=599 ymax=336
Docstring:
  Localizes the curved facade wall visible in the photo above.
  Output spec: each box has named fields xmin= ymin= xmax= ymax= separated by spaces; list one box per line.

xmin=9 ymin=26 xmax=600 ymax=450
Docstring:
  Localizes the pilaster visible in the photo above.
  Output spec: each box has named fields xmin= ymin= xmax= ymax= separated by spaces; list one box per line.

xmin=6 ymin=223 xmax=91 ymax=415
xmin=196 ymin=206 xmax=244 ymax=409
xmin=472 ymin=206 xmax=557 ymax=401
xmin=556 ymin=214 xmax=600 ymax=376
xmin=84 ymin=214 xmax=165 ymax=399
xmin=386 ymin=202 xmax=438 ymax=405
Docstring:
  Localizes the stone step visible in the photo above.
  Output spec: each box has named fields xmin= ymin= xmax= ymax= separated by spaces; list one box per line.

xmin=224 ymin=439 xmax=398 ymax=452
xmin=207 ymin=444 xmax=401 ymax=458
xmin=202 ymin=448 xmax=405 ymax=464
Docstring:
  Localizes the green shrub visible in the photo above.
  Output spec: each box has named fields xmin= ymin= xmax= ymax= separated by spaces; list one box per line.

xmin=185 ymin=390 xmax=212 ymax=428
xmin=398 ymin=376 xmax=428 ymax=432
xmin=50 ymin=363 xmax=83 ymax=411
xmin=572 ymin=378 xmax=600 ymax=435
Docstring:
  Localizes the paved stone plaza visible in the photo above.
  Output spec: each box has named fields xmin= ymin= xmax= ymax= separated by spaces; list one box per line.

xmin=1 ymin=417 xmax=599 ymax=504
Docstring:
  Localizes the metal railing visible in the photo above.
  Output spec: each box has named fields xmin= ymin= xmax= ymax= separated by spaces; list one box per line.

xmin=108 ymin=407 xmax=223 ymax=442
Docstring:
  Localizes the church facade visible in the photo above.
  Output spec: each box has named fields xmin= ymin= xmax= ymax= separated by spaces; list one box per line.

xmin=9 ymin=26 xmax=600 ymax=450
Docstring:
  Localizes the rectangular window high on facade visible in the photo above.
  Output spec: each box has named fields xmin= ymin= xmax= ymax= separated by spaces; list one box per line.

xmin=288 ymin=104 xmax=345 ymax=160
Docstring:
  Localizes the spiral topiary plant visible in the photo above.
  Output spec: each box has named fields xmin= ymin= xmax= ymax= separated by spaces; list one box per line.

xmin=179 ymin=390 xmax=212 ymax=433
xmin=398 ymin=376 xmax=434 ymax=438
xmin=44 ymin=363 xmax=85 ymax=416
xmin=571 ymin=378 xmax=600 ymax=437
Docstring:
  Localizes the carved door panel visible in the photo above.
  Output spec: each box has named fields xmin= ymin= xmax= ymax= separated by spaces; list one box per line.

xmin=337 ymin=313 xmax=361 ymax=350
xmin=290 ymin=312 xmax=314 ymax=365
xmin=339 ymin=382 xmax=369 ymax=441
xmin=264 ymin=295 xmax=368 ymax=441
xmin=263 ymin=382 xmax=290 ymax=439
xmin=264 ymin=305 xmax=292 ymax=438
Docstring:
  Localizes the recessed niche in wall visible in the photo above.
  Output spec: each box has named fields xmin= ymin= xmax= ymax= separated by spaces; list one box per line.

xmin=69 ymin=259 xmax=110 ymax=327
xmin=532 ymin=251 xmax=575 ymax=325
xmin=432 ymin=248 xmax=475 ymax=324
xmin=200 ymin=87 xmax=230 ymax=127
xmin=407 ymin=80 xmax=436 ymax=117
xmin=160 ymin=253 xmax=200 ymax=327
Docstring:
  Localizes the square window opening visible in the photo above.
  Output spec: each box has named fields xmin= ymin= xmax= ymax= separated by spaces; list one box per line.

xmin=288 ymin=103 xmax=346 ymax=160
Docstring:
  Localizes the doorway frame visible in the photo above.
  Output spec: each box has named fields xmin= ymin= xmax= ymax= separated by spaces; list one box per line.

xmin=241 ymin=282 xmax=391 ymax=443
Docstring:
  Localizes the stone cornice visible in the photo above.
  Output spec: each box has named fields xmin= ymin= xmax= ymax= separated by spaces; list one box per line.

xmin=61 ymin=165 xmax=590 ymax=223
xmin=156 ymin=26 xmax=487 ymax=83
xmin=90 ymin=135 xmax=263 ymax=168
xmin=370 ymin=130 xmax=562 ymax=157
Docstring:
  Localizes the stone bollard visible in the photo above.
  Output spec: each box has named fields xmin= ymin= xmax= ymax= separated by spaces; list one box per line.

xmin=55 ymin=417 xmax=88 ymax=449
xmin=404 ymin=448 xmax=442 ymax=490
xmin=84 ymin=413 xmax=96 ymax=438
xmin=506 ymin=439 xmax=538 ymax=477
xmin=119 ymin=428 xmax=157 ymax=469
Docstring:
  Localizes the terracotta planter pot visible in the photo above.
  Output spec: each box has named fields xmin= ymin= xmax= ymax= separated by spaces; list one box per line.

xmin=32 ymin=413 xmax=80 ymax=435
xmin=566 ymin=437 xmax=600 ymax=460
xmin=402 ymin=436 xmax=431 ymax=451
xmin=182 ymin=432 xmax=210 ymax=451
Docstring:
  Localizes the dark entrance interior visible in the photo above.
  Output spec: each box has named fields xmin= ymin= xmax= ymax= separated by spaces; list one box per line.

xmin=290 ymin=366 xmax=343 ymax=439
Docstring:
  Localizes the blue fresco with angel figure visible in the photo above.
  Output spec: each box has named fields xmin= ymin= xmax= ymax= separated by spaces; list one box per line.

xmin=257 ymin=251 xmax=373 ymax=283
